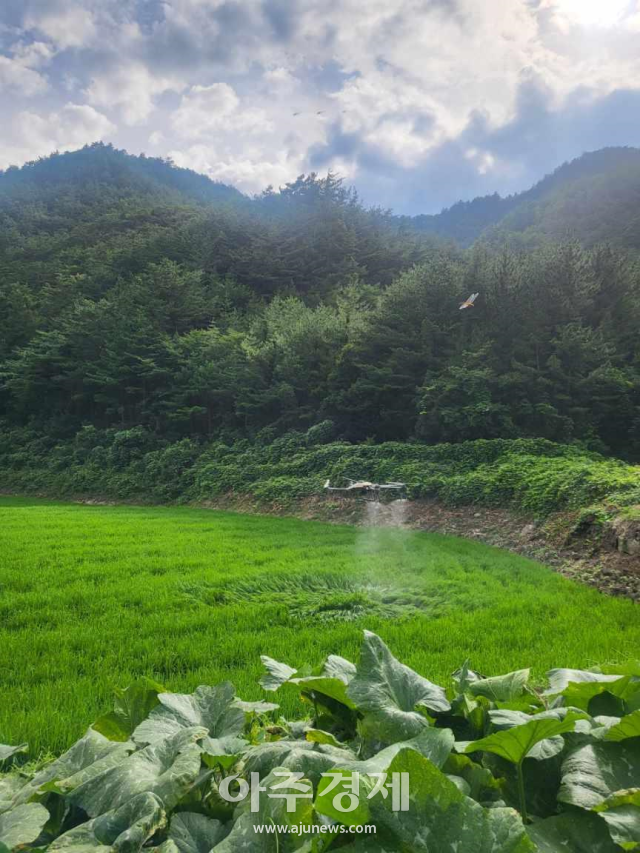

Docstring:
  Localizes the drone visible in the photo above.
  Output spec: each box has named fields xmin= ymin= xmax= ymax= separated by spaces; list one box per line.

xmin=323 ymin=477 xmax=407 ymax=503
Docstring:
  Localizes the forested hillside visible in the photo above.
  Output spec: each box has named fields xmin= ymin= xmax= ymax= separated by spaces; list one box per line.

xmin=1 ymin=142 xmax=639 ymax=473
xmin=408 ymin=147 xmax=640 ymax=249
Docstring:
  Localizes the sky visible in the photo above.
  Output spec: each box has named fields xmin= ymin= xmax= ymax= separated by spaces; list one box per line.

xmin=2 ymin=0 xmax=640 ymax=214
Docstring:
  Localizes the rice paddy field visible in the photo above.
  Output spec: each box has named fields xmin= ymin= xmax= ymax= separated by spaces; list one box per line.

xmin=1 ymin=495 xmax=639 ymax=757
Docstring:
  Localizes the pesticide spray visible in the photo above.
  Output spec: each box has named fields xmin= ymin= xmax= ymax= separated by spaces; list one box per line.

xmin=356 ymin=498 xmax=411 ymax=581
xmin=323 ymin=478 xmax=411 ymax=575
xmin=362 ymin=498 xmax=409 ymax=528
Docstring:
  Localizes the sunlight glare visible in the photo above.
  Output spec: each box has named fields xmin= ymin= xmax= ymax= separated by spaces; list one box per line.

xmin=554 ymin=0 xmax=631 ymax=27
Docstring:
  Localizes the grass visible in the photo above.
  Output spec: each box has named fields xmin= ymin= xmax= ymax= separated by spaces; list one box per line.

xmin=1 ymin=495 xmax=639 ymax=756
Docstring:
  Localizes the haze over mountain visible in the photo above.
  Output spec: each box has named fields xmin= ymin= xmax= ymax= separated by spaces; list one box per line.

xmin=405 ymin=147 xmax=640 ymax=248
xmin=4 ymin=143 xmax=640 ymax=253
xmin=1 ymin=142 xmax=640 ymax=463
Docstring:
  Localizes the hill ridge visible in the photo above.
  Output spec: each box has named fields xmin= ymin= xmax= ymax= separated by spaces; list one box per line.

xmin=404 ymin=146 xmax=640 ymax=247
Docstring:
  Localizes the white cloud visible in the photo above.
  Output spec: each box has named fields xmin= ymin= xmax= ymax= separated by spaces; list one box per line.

xmin=55 ymin=103 xmax=116 ymax=147
xmin=168 ymin=143 xmax=295 ymax=192
xmin=0 ymin=103 xmax=115 ymax=169
xmin=465 ymin=147 xmax=497 ymax=175
xmin=263 ymin=66 xmax=298 ymax=94
xmin=24 ymin=5 xmax=96 ymax=49
xmin=545 ymin=0 xmax=633 ymax=29
xmin=0 ymin=38 xmax=56 ymax=96
xmin=85 ymin=62 xmax=181 ymax=125
xmin=0 ymin=54 xmax=49 ymax=95
xmin=171 ymin=83 xmax=273 ymax=139
xmin=11 ymin=40 xmax=56 ymax=68
xmin=167 ymin=83 xmax=299 ymax=191
xmin=3 ymin=0 xmax=640 ymax=207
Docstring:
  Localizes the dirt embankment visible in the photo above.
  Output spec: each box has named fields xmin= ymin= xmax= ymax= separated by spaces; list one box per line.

xmin=200 ymin=494 xmax=640 ymax=602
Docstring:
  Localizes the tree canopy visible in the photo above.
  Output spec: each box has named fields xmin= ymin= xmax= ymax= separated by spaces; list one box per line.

xmin=1 ymin=143 xmax=640 ymax=460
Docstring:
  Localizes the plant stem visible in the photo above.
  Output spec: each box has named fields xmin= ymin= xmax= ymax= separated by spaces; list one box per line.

xmin=517 ymin=760 xmax=529 ymax=824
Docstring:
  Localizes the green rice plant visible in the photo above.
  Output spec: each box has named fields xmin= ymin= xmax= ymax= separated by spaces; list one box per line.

xmin=1 ymin=498 xmax=639 ymax=757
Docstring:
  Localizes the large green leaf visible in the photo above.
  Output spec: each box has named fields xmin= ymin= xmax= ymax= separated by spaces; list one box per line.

xmin=133 ymin=684 xmax=245 ymax=746
xmin=599 ymin=807 xmax=640 ymax=851
xmin=486 ymin=708 xmax=584 ymax=761
xmin=527 ymin=810 xmax=621 ymax=853
xmin=442 ymin=753 xmax=502 ymax=804
xmin=604 ymin=710 xmax=640 ymax=742
xmin=0 ymin=778 xmax=27 ymax=816
xmin=149 ymin=842 xmax=179 ymax=853
xmin=259 ymin=657 xmax=297 ymax=692
xmin=53 ymin=741 xmax=137 ymax=793
xmin=545 ymin=670 xmax=640 ymax=715
xmin=93 ymin=678 xmax=165 ymax=742
xmin=0 ymin=803 xmax=49 ymax=849
xmin=347 ymin=631 xmax=450 ymax=742
xmin=564 ymin=678 xmax=640 ymax=715
xmin=315 ymin=727 xmax=455 ymax=827
xmin=68 ymin=728 xmax=205 ymax=817
xmin=315 ymin=769 xmax=371 ymax=828
xmin=559 ymin=740 xmax=640 ymax=809
xmin=365 ymin=748 xmax=534 ymax=852
xmin=168 ymin=812 xmax=228 ymax=853
xmin=0 ymin=746 xmax=27 ymax=766
xmin=451 ymin=661 xmax=482 ymax=695
xmin=322 ymin=655 xmax=356 ymax=683
xmin=545 ymin=669 xmax=625 ymax=694
xmin=462 ymin=713 xmax=584 ymax=765
xmin=200 ymin=736 xmax=248 ymax=771
xmin=258 ymin=653 xmax=356 ymax=713
xmin=468 ymin=670 xmax=530 ymax=703
xmin=335 ymin=839 xmax=394 ymax=853
xmin=594 ymin=789 xmax=640 ymax=851
xmin=291 ymin=676 xmax=356 ymax=710
xmin=211 ymin=767 xmax=314 ymax=853
xmin=349 ymin=726 xmax=455 ymax=775
xmin=232 ymin=700 xmax=279 ymax=716
xmin=243 ymin=740 xmax=355 ymax=786
xmin=304 ymin=729 xmax=343 ymax=748
xmin=48 ymin=791 xmax=165 ymax=853
xmin=12 ymin=729 xmax=134 ymax=806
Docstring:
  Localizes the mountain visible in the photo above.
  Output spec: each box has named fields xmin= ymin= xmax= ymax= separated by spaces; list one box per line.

xmin=0 ymin=143 xmax=639 ymax=460
xmin=0 ymin=143 xmax=245 ymax=208
xmin=0 ymin=143 xmax=248 ymax=292
xmin=5 ymin=144 xmax=640 ymax=260
xmin=0 ymin=143 xmax=430 ymax=300
xmin=405 ymin=147 xmax=640 ymax=248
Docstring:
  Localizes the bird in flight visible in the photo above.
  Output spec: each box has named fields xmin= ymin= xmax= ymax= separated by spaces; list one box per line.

xmin=459 ymin=292 xmax=479 ymax=310
xmin=293 ymin=111 xmax=301 ymax=116
xmin=316 ymin=110 xmax=325 ymax=115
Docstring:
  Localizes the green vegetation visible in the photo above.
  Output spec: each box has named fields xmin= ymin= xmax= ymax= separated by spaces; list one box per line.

xmin=2 ymin=145 xmax=640 ymax=461
xmin=4 ymin=123 xmax=640 ymax=853
xmin=2 ymin=432 xmax=638 ymax=518
xmin=408 ymin=146 xmax=640 ymax=250
xmin=2 ymin=630 xmax=640 ymax=853
xmin=2 ymin=145 xmax=640 ymax=852
xmin=1 ymin=497 xmax=639 ymax=758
